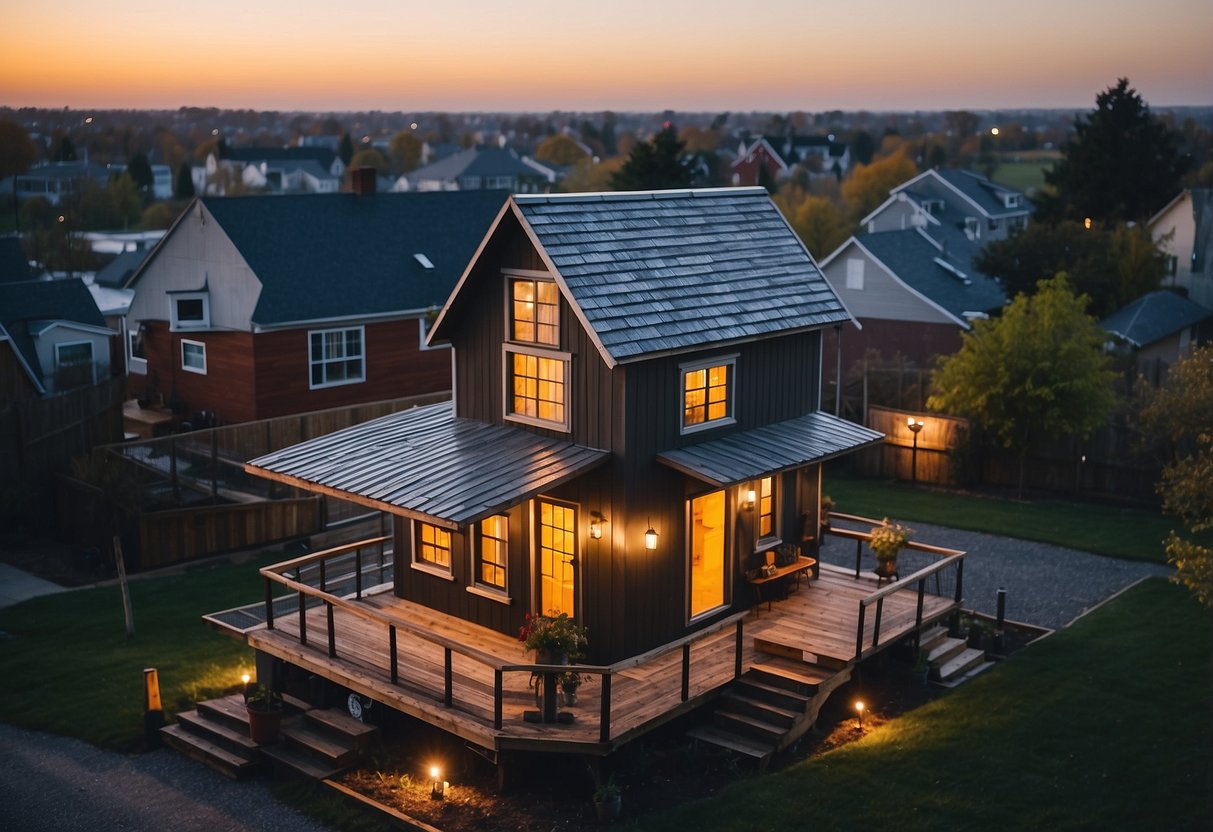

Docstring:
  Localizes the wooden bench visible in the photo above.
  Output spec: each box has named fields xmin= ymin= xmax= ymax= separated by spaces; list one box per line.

xmin=746 ymin=556 xmax=817 ymax=612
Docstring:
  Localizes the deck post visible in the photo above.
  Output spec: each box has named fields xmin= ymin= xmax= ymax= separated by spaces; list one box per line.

xmin=855 ymin=603 xmax=867 ymax=661
xmin=952 ymin=558 xmax=965 ymax=634
xmin=854 ymin=539 xmax=862 ymax=577
xmin=264 ymin=577 xmax=274 ymax=630
xmin=326 ymin=602 xmax=336 ymax=657
xmin=681 ymin=643 xmax=691 ymax=702
xmin=915 ymin=578 xmax=926 ymax=653
xmin=389 ymin=625 xmax=398 ymax=683
xmin=319 ymin=560 xmax=327 ymax=592
xmin=494 ymin=671 xmax=503 ymax=730
xmin=734 ymin=619 xmax=744 ymax=679
xmin=298 ymin=589 xmax=307 ymax=645
xmin=872 ymin=598 xmax=884 ymax=649
xmin=599 ymin=673 xmax=612 ymax=743
xmin=355 ymin=549 xmax=363 ymax=599
xmin=444 ymin=648 xmax=453 ymax=707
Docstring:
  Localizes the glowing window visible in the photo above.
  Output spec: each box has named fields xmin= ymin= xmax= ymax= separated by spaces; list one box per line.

xmin=415 ymin=522 xmax=451 ymax=570
xmin=508 ymin=350 xmax=566 ymax=427
xmin=682 ymin=360 xmax=734 ymax=431
xmin=477 ymin=515 xmax=508 ymax=590
xmin=510 ymin=278 xmax=559 ymax=346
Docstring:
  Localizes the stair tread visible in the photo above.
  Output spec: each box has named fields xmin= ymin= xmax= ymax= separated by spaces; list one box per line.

xmin=176 ymin=709 xmax=259 ymax=751
xmin=734 ymin=676 xmax=812 ymax=706
xmin=197 ymin=694 xmax=251 ymax=728
xmin=160 ymin=723 xmax=259 ymax=775
xmin=305 ymin=708 xmax=379 ymax=742
xmin=751 ymin=661 xmax=832 ymax=689
xmin=721 ymin=691 xmax=800 ymax=722
xmin=937 ymin=648 xmax=987 ymax=678
xmin=925 ymin=637 xmax=967 ymax=664
xmin=260 ymin=742 xmax=344 ymax=781
xmin=935 ymin=660 xmax=996 ymax=689
xmin=281 ymin=721 xmax=357 ymax=764
xmin=754 ymin=632 xmax=850 ymax=667
xmin=687 ymin=725 xmax=773 ymax=759
xmin=716 ymin=709 xmax=786 ymax=737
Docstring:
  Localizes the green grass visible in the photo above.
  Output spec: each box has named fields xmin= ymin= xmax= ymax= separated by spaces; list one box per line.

xmin=823 ymin=472 xmax=1175 ymax=564
xmin=636 ymin=578 xmax=1213 ymax=831
xmin=0 ymin=554 xmax=277 ymax=751
xmin=991 ymin=153 xmax=1059 ymax=193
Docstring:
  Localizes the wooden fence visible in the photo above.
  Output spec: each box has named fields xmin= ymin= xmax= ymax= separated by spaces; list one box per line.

xmin=855 ymin=406 xmax=966 ymax=485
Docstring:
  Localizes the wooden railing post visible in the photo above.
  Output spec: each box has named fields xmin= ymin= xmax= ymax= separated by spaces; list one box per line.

xmin=319 ymin=560 xmax=327 ymax=593
xmin=389 ymin=625 xmax=398 ymax=683
xmin=855 ymin=603 xmax=867 ymax=661
xmin=872 ymin=598 xmax=884 ymax=649
xmin=264 ymin=576 xmax=274 ymax=630
xmin=854 ymin=538 xmax=863 ymax=577
xmin=326 ymin=602 xmax=336 ymax=658
xmin=599 ymin=673 xmax=612 ymax=743
xmin=734 ymin=619 xmax=744 ymax=679
xmin=915 ymin=578 xmax=927 ymax=653
xmin=298 ymin=588 xmax=307 ymax=645
xmin=443 ymin=648 xmax=453 ymax=707
xmin=494 ymin=670 xmax=503 ymax=730
xmin=355 ymin=549 xmax=363 ymax=599
xmin=681 ymin=643 xmax=691 ymax=702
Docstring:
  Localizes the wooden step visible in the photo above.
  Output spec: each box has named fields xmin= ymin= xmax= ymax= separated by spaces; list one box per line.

xmin=733 ymin=676 xmax=812 ymax=711
xmin=720 ymin=691 xmax=799 ymax=729
xmin=281 ymin=720 xmax=358 ymax=768
xmin=686 ymin=725 xmax=773 ymax=761
xmin=925 ymin=636 xmax=968 ymax=666
xmin=160 ymin=723 xmax=261 ymax=780
xmin=305 ymin=708 xmax=379 ymax=751
xmin=935 ymin=647 xmax=987 ymax=683
xmin=197 ymin=694 xmax=252 ymax=733
xmin=917 ymin=626 xmax=950 ymax=652
xmin=260 ymin=741 xmax=344 ymax=781
xmin=935 ymin=659 xmax=996 ymax=689
xmin=749 ymin=661 xmax=831 ymax=695
xmin=714 ymin=709 xmax=786 ymax=745
xmin=175 ymin=709 xmax=260 ymax=755
xmin=754 ymin=634 xmax=849 ymax=671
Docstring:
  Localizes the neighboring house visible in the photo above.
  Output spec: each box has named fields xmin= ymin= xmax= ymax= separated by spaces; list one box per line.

xmin=1150 ymin=188 xmax=1213 ymax=309
xmin=151 ymin=164 xmax=173 ymax=200
xmin=205 ymin=147 xmax=345 ymax=195
xmin=245 ymin=187 xmax=883 ymax=668
xmin=0 ymin=277 xmax=114 ymax=397
xmin=731 ymin=134 xmax=850 ymax=186
xmin=10 ymin=162 xmax=115 ymax=205
xmin=122 ymin=182 xmax=508 ymax=423
xmin=395 ymin=146 xmax=550 ymax=193
xmin=1101 ymin=289 xmax=1213 ymax=383
xmin=818 ymin=228 xmax=1006 ymax=367
xmin=864 ymin=168 xmax=1030 ymax=244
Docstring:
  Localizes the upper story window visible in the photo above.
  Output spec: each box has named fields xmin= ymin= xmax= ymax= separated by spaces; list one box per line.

xmin=845 ymin=258 xmax=864 ymax=290
xmin=505 ymin=346 xmax=569 ymax=429
xmin=681 ymin=356 xmax=736 ymax=433
xmin=170 ymin=291 xmax=209 ymax=330
xmin=309 ymin=326 xmax=365 ymax=389
xmin=510 ymin=277 xmax=559 ymax=346
xmin=414 ymin=521 xmax=452 ymax=574
xmin=181 ymin=339 xmax=207 ymax=374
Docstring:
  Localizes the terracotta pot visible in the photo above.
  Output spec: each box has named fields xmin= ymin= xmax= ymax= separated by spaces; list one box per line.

xmin=874 ymin=558 xmax=898 ymax=578
xmin=246 ymin=706 xmax=282 ymax=744
xmin=534 ymin=649 xmax=568 ymax=666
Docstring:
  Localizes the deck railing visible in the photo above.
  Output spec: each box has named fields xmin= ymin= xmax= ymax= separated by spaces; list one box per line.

xmin=823 ymin=512 xmax=965 ymax=661
xmin=260 ymin=542 xmax=747 ymax=745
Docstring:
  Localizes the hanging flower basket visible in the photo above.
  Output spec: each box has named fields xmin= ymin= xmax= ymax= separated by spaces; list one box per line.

xmin=869 ymin=518 xmax=911 ymax=562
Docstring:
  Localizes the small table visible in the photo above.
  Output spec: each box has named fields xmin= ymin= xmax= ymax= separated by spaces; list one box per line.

xmin=747 ymin=556 xmax=817 ymax=612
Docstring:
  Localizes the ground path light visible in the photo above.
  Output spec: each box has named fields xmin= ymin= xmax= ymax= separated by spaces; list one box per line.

xmin=430 ymin=765 xmax=446 ymax=800
xmin=854 ymin=700 xmax=865 ymax=729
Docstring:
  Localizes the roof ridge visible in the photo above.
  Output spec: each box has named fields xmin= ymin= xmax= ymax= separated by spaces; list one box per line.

xmin=514 ymin=186 xmax=768 ymax=205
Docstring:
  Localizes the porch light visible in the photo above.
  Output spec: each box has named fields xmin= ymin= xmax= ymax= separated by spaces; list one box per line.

xmin=644 ymin=519 xmax=658 ymax=551
xmin=745 ymin=489 xmax=756 ymax=511
xmin=430 ymin=765 xmax=446 ymax=800
xmin=589 ymin=511 xmax=605 ymax=540
xmin=241 ymin=673 xmax=250 ymax=685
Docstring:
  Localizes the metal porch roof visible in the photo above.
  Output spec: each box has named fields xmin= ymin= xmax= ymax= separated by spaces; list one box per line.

xmin=245 ymin=402 xmax=610 ymax=528
xmin=657 ymin=411 xmax=884 ymax=486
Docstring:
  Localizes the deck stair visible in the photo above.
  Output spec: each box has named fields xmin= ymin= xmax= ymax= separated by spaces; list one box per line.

xmin=687 ymin=656 xmax=850 ymax=770
xmin=259 ymin=706 xmax=379 ymax=781
xmin=159 ymin=694 xmax=266 ymax=779
xmin=918 ymin=626 xmax=993 ymax=686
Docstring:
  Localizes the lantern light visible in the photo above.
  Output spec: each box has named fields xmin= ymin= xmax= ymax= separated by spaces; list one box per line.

xmin=644 ymin=519 xmax=658 ymax=551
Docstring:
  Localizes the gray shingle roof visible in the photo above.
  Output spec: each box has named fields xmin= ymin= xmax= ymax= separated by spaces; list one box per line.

xmin=223 ymin=146 xmax=338 ymax=169
xmin=658 ymin=411 xmax=883 ymax=486
xmin=901 ymin=169 xmax=1027 ymax=219
xmin=410 ymin=147 xmax=547 ymax=184
xmin=163 ymin=191 xmax=507 ymax=326
xmin=0 ymin=278 xmax=108 ymax=390
xmin=856 ymin=229 xmax=1007 ymax=321
xmin=1100 ymin=290 xmax=1213 ymax=348
xmin=95 ymin=249 xmax=150 ymax=288
xmin=514 ymin=188 xmax=850 ymax=363
xmin=245 ymin=401 xmax=609 ymax=528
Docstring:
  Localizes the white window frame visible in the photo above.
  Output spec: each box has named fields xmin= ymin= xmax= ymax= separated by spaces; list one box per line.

xmin=411 ymin=520 xmax=456 ymax=581
xmin=679 ymin=354 xmax=737 ymax=435
xmin=845 ymin=258 xmax=864 ymax=290
xmin=181 ymin=339 xmax=207 ymax=374
xmin=417 ymin=316 xmax=449 ymax=352
xmin=54 ymin=340 xmax=95 ymax=383
xmin=503 ymin=345 xmax=571 ymax=432
xmin=126 ymin=326 xmax=147 ymax=374
xmin=169 ymin=292 xmax=210 ymax=330
xmin=308 ymin=325 xmax=366 ymax=390
xmin=467 ymin=514 xmax=511 ymax=604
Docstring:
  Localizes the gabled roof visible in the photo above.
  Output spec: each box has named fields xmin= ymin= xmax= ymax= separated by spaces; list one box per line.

xmin=0 ymin=278 xmax=109 ymax=393
xmin=133 ymin=191 xmax=509 ymax=328
xmin=223 ymin=146 xmax=338 ymax=169
xmin=892 ymin=169 xmax=1028 ymax=219
xmin=409 ymin=147 xmax=547 ymax=184
xmin=839 ymin=229 xmax=1007 ymax=323
xmin=1100 ymin=290 xmax=1213 ymax=348
xmin=245 ymin=401 xmax=609 ymax=529
xmin=503 ymin=188 xmax=851 ymax=364
xmin=95 ymin=249 xmax=150 ymax=288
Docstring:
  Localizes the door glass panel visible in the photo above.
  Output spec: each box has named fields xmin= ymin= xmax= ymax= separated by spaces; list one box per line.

xmin=538 ymin=500 xmax=575 ymax=616
xmin=690 ymin=490 xmax=726 ymax=617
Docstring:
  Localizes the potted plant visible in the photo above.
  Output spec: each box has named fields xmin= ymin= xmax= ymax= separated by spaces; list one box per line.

xmin=243 ymin=682 xmax=284 ymax=744
xmin=869 ymin=518 xmax=911 ymax=578
xmin=820 ymin=494 xmax=835 ymax=532
xmin=593 ymin=776 xmax=622 ymax=821
xmin=517 ymin=611 xmax=586 ymax=665
xmin=559 ymin=671 xmax=585 ymax=706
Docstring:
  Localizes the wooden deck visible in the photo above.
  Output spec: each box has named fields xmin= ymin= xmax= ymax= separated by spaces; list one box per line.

xmin=244 ymin=561 xmax=958 ymax=757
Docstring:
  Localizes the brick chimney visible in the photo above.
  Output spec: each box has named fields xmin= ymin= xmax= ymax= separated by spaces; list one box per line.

xmin=351 ymin=166 xmax=376 ymax=196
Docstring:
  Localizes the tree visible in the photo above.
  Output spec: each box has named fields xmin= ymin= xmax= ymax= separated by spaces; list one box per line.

xmin=840 ymin=148 xmax=917 ymax=222
xmin=175 ymin=163 xmax=195 ymax=199
xmin=535 ymin=135 xmax=589 ymax=167
xmin=348 ymin=148 xmax=388 ymax=176
xmin=975 ymin=221 xmax=1167 ymax=316
xmin=337 ymin=133 xmax=355 ymax=167
xmin=791 ymin=196 xmax=851 ymax=260
xmin=558 ymin=157 xmax=625 ymax=193
xmin=1036 ymin=78 xmax=1188 ymax=224
xmin=609 ymin=124 xmax=692 ymax=191
xmin=142 ymin=200 xmax=186 ymax=230
xmin=928 ymin=275 xmax=1118 ymax=498
xmin=0 ymin=119 xmax=37 ymax=181
xmin=127 ymin=152 xmax=153 ymax=196
xmin=388 ymin=131 xmax=423 ymax=175
xmin=53 ymin=135 xmax=77 ymax=162
xmin=1138 ymin=345 xmax=1213 ymax=606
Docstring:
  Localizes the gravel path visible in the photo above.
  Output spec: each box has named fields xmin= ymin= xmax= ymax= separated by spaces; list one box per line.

xmin=0 ymin=722 xmax=333 ymax=832
xmin=819 ymin=521 xmax=1173 ymax=630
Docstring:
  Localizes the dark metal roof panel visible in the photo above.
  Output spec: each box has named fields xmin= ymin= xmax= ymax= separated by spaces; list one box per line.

xmin=1100 ymin=290 xmax=1213 ymax=348
xmin=657 ymin=411 xmax=884 ymax=486
xmin=246 ymin=402 xmax=610 ymax=527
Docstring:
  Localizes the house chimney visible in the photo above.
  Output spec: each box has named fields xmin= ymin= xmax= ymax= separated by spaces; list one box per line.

xmin=351 ymin=166 xmax=376 ymax=196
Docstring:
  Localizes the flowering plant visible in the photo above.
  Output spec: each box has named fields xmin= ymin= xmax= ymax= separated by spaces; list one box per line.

xmin=517 ymin=611 xmax=586 ymax=657
xmin=869 ymin=518 xmax=911 ymax=561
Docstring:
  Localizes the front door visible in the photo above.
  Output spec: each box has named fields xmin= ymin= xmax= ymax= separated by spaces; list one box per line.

xmin=536 ymin=498 xmax=577 ymax=617
xmin=689 ymin=489 xmax=728 ymax=619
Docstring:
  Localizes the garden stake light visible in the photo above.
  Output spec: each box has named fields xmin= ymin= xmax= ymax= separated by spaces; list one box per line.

xmin=855 ymin=699 xmax=865 ymax=729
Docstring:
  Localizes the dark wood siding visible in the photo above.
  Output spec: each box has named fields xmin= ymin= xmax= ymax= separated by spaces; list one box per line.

xmin=141 ymin=321 xmax=258 ymax=424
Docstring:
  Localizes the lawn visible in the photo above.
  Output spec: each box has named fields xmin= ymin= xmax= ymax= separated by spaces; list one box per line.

xmin=823 ymin=471 xmax=1174 ymax=564
xmin=636 ymin=578 xmax=1213 ymax=831
xmin=991 ymin=151 xmax=1060 ymax=193
xmin=0 ymin=553 xmax=273 ymax=751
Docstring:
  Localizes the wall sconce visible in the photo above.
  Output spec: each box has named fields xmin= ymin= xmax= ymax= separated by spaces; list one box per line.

xmin=644 ymin=518 xmax=658 ymax=551
xmin=745 ymin=488 xmax=757 ymax=511
xmin=430 ymin=765 xmax=447 ymax=800
xmin=589 ymin=511 xmax=605 ymax=540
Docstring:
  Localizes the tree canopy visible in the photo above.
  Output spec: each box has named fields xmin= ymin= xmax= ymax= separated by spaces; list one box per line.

xmin=175 ymin=163 xmax=195 ymax=199
xmin=1138 ymin=345 xmax=1213 ymax=606
xmin=840 ymin=148 xmax=917 ymax=222
xmin=127 ymin=152 xmax=154 ymax=194
xmin=348 ymin=148 xmax=388 ymax=176
xmin=1035 ymin=78 xmax=1188 ymax=224
xmin=337 ymin=133 xmax=354 ymax=167
xmin=388 ymin=131 xmax=423 ymax=175
xmin=0 ymin=119 xmax=37 ymax=180
xmin=928 ymin=275 xmax=1118 ymax=497
xmin=534 ymin=134 xmax=589 ymax=166
xmin=609 ymin=124 xmax=692 ymax=191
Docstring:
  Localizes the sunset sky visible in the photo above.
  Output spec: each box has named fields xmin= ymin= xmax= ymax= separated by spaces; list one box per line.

xmin=2 ymin=0 xmax=1210 ymax=112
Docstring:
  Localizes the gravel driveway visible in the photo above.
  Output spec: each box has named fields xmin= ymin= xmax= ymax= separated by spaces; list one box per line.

xmin=819 ymin=520 xmax=1174 ymax=630
xmin=0 ymin=722 xmax=333 ymax=832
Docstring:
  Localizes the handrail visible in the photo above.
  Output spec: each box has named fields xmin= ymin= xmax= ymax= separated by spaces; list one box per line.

xmin=605 ymin=610 xmax=748 ymax=673
xmin=263 ymin=535 xmax=390 ymax=574
xmin=858 ymin=554 xmax=965 ymax=605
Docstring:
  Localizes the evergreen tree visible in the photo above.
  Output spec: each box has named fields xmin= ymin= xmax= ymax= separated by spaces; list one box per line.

xmin=175 ymin=162 xmax=195 ymax=199
xmin=338 ymin=132 xmax=354 ymax=167
xmin=53 ymin=135 xmax=77 ymax=162
xmin=609 ymin=124 xmax=692 ymax=191
xmin=1036 ymin=78 xmax=1188 ymax=224
xmin=127 ymin=152 xmax=153 ymax=194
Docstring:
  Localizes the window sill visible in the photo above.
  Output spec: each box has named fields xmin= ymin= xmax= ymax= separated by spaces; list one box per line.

xmin=688 ymin=602 xmax=731 ymax=626
xmin=410 ymin=562 xmax=455 ymax=582
xmin=680 ymin=416 xmax=736 ymax=436
xmin=504 ymin=412 xmax=570 ymax=433
xmin=466 ymin=585 xmax=512 ymax=605
xmin=308 ymin=377 xmax=366 ymax=391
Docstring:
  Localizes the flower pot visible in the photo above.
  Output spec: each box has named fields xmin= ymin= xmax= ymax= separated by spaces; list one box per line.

xmin=561 ymin=688 xmax=578 ymax=706
xmin=535 ymin=649 xmax=568 ymax=666
xmin=246 ymin=706 xmax=282 ymax=744
xmin=874 ymin=557 xmax=898 ymax=578
xmin=595 ymin=795 xmax=622 ymax=821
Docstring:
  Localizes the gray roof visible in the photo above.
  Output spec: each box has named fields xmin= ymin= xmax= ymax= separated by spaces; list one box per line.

xmin=224 ymin=146 xmax=338 ymax=169
xmin=410 ymin=147 xmax=547 ymax=184
xmin=856 ymin=230 xmax=1007 ymax=321
xmin=512 ymin=188 xmax=851 ymax=363
xmin=135 ymin=191 xmax=507 ymax=326
xmin=95 ymin=249 xmax=150 ymax=288
xmin=658 ymin=411 xmax=884 ymax=486
xmin=245 ymin=401 xmax=609 ymax=528
xmin=0 ymin=278 xmax=108 ymax=391
xmin=1100 ymin=290 xmax=1213 ymax=348
xmin=899 ymin=169 xmax=1027 ymax=219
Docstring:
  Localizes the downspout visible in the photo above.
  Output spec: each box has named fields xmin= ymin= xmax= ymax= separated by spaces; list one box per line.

xmin=834 ymin=324 xmax=843 ymax=417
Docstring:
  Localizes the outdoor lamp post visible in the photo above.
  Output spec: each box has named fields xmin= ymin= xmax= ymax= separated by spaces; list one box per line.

xmin=907 ymin=418 xmax=924 ymax=485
